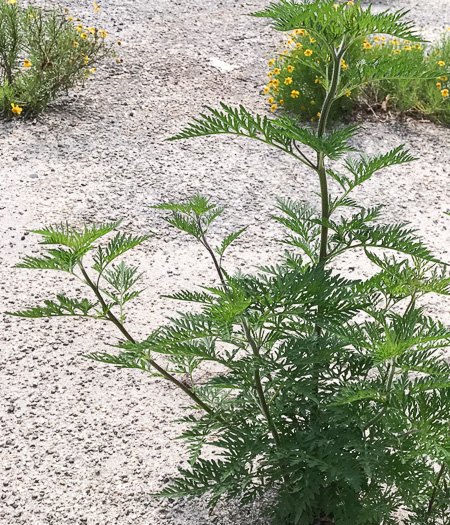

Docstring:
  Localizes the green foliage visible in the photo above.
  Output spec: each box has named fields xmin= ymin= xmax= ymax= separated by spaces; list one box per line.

xmin=8 ymin=1 xmax=450 ymax=524
xmin=263 ymin=22 xmax=450 ymax=124
xmin=0 ymin=0 xmax=117 ymax=117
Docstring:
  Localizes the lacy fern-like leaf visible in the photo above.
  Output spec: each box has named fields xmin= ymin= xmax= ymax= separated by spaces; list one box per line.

xmin=253 ymin=0 xmax=421 ymax=44
xmin=7 ymin=294 xmax=100 ymax=319
xmin=93 ymin=232 xmax=151 ymax=274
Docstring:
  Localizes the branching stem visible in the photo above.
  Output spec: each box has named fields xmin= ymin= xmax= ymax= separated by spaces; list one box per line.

xmin=199 ymin=230 xmax=281 ymax=446
xmin=77 ymin=261 xmax=217 ymax=416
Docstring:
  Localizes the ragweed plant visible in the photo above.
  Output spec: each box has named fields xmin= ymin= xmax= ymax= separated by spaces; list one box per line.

xmin=8 ymin=1 xmax=450 ymax=524
xmin=267 ymin=24 xmax=450 ymax=124
xmin=0 ymin=0 xmax=116 ymax=117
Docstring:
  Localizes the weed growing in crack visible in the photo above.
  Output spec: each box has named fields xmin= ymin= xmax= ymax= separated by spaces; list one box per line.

xmin=8 ymin=1 xmax=450 ymax=524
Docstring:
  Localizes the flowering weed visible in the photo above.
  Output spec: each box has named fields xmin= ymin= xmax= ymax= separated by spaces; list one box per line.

xmin=0 ymin=0 xmax=117 ymax=117
xmin=266 ymin=25 xmax=450 ymax=124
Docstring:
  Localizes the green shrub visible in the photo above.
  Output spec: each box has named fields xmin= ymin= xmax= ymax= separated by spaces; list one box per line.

xmin=0 ymin=0 xmax=116 ymax=117
xmin=266 ymin=23 xmax=450 ymax=123
xmin=8 ymin=1 xmax=450 ymax=524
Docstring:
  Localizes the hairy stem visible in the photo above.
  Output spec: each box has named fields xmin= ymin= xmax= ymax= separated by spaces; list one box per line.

xmin=317 ymin=44 xmax=345 ymax=262
xmin=311 ymin=46 xmax=344 ymax=406
xmin=77 ymin=262 xmax=217 ymax=416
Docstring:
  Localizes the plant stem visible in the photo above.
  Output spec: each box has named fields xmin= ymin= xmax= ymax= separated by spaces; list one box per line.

xmin=242 ymin=318 xmax=281 ymax=447
xmin=77 ymin=262 xmax=217 ymax=416
xmin=363 ymin=357 xmax=396 ymax=431
xmin=199 ymin=231 xmax=281 ymax=446
xmin=311 ymin=46 xmax=344 ymax=407
xmin=317 ymin=45 xmax=345 ymax=263
xmin=427 ymin=462 xmax=446 ymax=517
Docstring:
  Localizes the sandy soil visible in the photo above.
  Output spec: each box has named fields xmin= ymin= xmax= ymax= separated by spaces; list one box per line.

xmin=1 ymin=0 xmax=450 ymax=524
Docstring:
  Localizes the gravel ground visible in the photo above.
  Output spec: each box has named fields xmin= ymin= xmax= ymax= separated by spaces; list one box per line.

xmin=1 ymin=0 xmax=450 ymax=524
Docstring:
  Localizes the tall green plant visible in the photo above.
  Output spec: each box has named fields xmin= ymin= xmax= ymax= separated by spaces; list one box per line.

xmin=8 ymin=1 xmax=450 ymax=524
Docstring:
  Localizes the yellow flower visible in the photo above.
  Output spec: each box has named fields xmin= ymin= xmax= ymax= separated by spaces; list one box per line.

xmin=310 ymin=100 xmax=315 ymax=104
xmin=270 ymin=104 xmax=277 ymax=113
xmin=393 ymin=49 xmax=401 ymax=54
xmin=291 ymin=90 xmax=300 ymax=98
xmin=441 ymin=89 xmax=449 ymax=97
xmin=347 ymin=1 xmax=354 ymax=5
xmin=317 ymin=112 xmax=321 ymax=117
xmin=439 ymin=61 xmax=446 ymax=66
xmin=345 ymin=91 xmax=351 ymax=97
xmin=294 ymin=29 xmax=302 ymax=35
xmin=7 ymin=0 xmax=16 ymax=4
xmin=68 ymin=16 xmax=73 ymax=21
xmin=437 ymin=82 xmax=442 ymax=89
xmin=268 ymin=71 xmax=274 ymax=78
xmin=315 ymin=76 xmax=321 ymax=84
xmin=296 ymin=43 xmax=303 ymax=49
xmin=84 ymin=56 xmax=89 ymax=64
xmin=274 ymin=68 xmax=281 ymax=75
xmin=80 ymin=33 xmax=88 ymax=39
xmin=441 ymin=75 xmax=448 ymax=81
xmin=91 ymin=67 xmax=97 ymax=72
xmin=284 ymin=77 xmax=293 ymax=85
xmin=279 ymin=100 xmax=284 ymax=106
xmin=310 ymin=37 xmax=316 ymax=43
xmin=404 ymin=46 xmax=412 ymax=51
xmin=88 ymin=27 xmax=96 ymax=34
xmin=304 ymin=49 xmax=313 ymax=56
xmin=374 ymin=37 xmax=380 ymax=42
xmin=286 ymin=39 xmax=293 ymax=45
xmin=268 ymin=59 xmax=275 ymax=66
xmin=98 ymin=30 xmax=107 ymax=38
xmin=273 ymin=87 xmax=279 ymax=94
xmin=268 ymin=97 xmax=274 ymax=104
xmin=333 ymin=4 xmax=339 ymax=9
xmin=272 ymin=79 xmax=280 ymax=87
xmin=363 ymin=41 xmax=372 ymax=50
xmin=11 ymin=103 xmax=22 ymax=114
xmin=287 ymin=65 xmax=295 ymax=72
xmin=341 ymin=59 xmax=348 ymax=70
xmin=73 ymin=41 xmax=79 ymax=47
xmin=264 ymin=86 xmax=270 ymax=94
xmin=380 ymin=36 xmax=386 ymax=41
xmin=24 ymin=59 xmax=32 ymax=68
xmin=76 ymin=24 xmax=83 ymax=31
xmin=93 ymin=2 xmax=100 ymax=11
